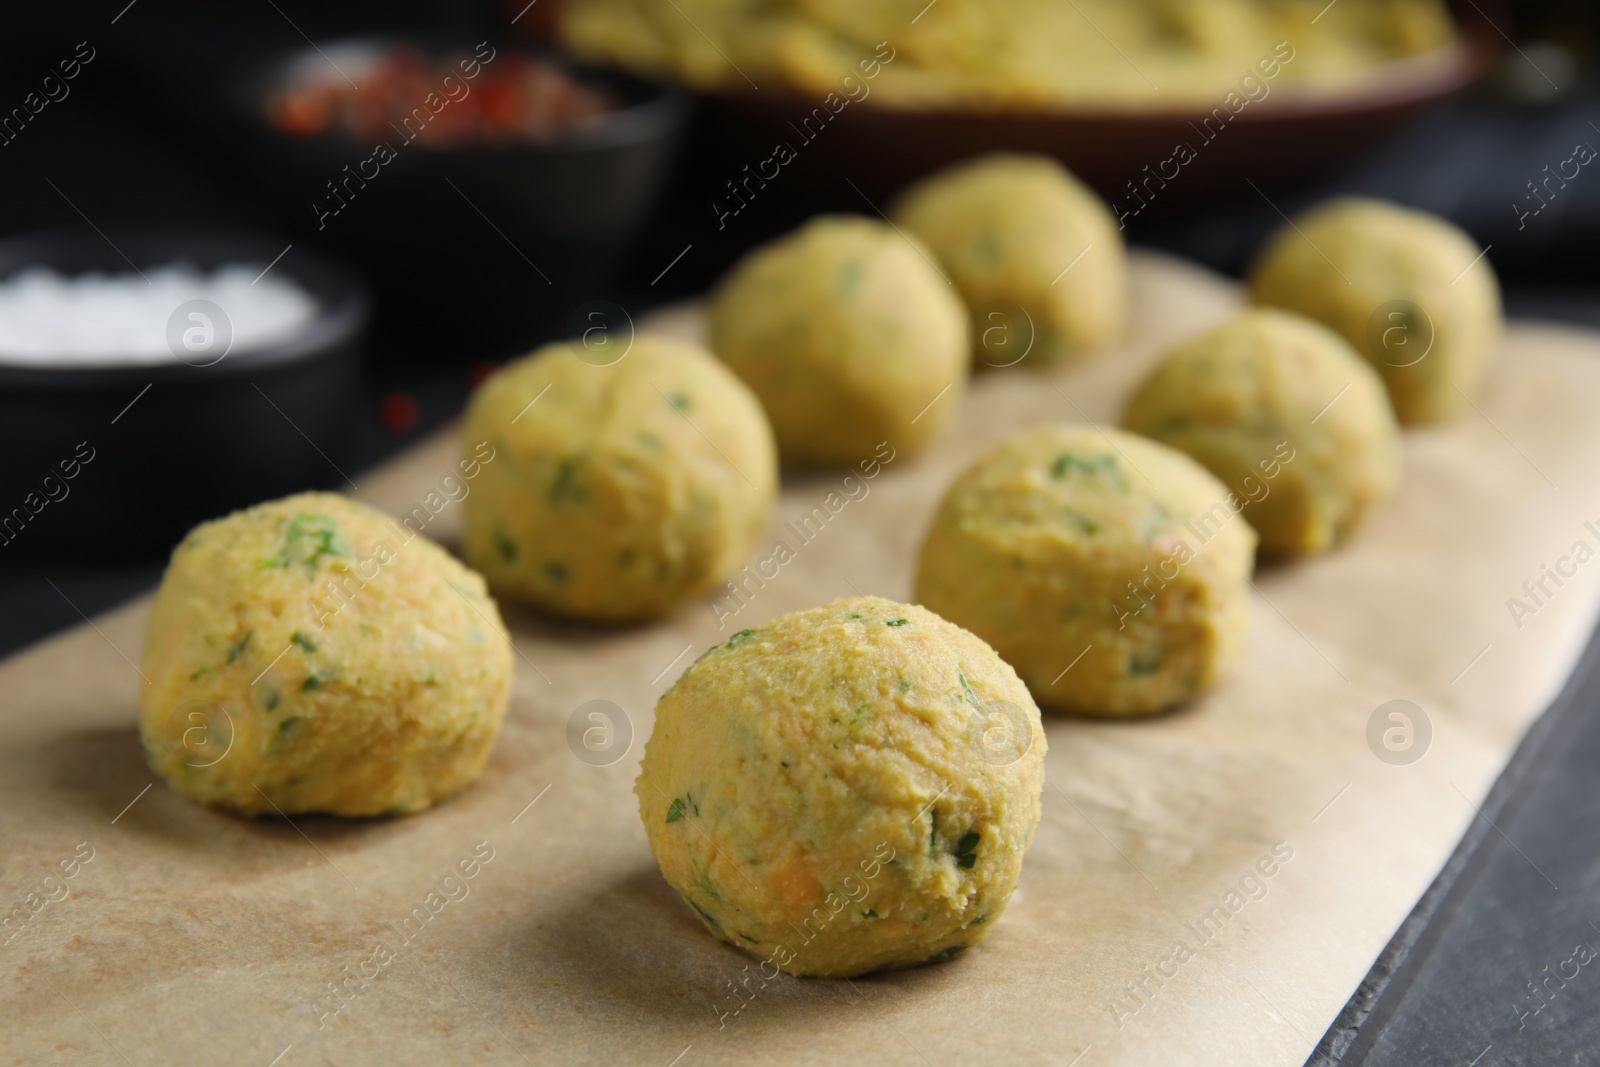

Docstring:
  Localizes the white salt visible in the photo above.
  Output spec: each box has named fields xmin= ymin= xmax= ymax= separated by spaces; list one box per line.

xmin=0 ymin=262 xmax=321 ymax=366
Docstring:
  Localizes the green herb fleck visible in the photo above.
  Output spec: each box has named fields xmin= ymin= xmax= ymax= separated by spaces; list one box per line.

xmin=260 ymin=514 xmax=349 ymax=573
xmin=956 ymin=669 xmax=983 ymax=713
xmin=545 ymin=561 xmax=570 ymax=586
xmin=1129 ymin=650 xmax=1163 ymax=675
xmin=277 ymin=716 xmax=303 ymax=738
xmin=726 ymin=628 xmax=758 ymax=648
xmin=226 ymin=631 xmax=253 ymax=664
xmin=926 ymin=944 xmax=968 ymax=962
xmin=897 ymin=679 xmax=912 ymax=693
xmin=1052 ymin=453 xmax=1127 ymax=490
xmin=929 ymin=808 xmax=939 ymax=857
xmin=550 ymin=457 xmax=583 ymax=503
xmin=188 ymin=666 xmax=209 ymax=681
xmin=666 ymin=797 xmax=686 ymax=823
xmin=886 ymin=618 xmax=908 ymax=627
xmin=1066 ymin=512 xmax=1101 ymax=535
xmin=848 ymin=613 xmax=864 ymax=620
xmin=954 ymin=831 xmax=980 ymax=869
xmin=861 ymin=909 xmax=879 ymax=919
xmin=291 ymin=631 xmax=317 ymax=653
xmin=688 ymin=899 xmax=724 ymax=935
xmin=495 ymin=531 xmax=518 ymax=564
xmin=837 ymin=258 xmax=864 ymax=299
xmin=668 ymin=392 xmax=691 ymax=412
xmin=264 ymin=692 xmax=280 ymax=712
xmin=737 ymin=932 xmax=759 ymax=944
xmin=300 ymin=668 xmax=339 ymax=692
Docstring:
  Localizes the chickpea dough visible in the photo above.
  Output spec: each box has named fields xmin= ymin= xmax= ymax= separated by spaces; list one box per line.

xmin=638 ymin=596 xmax=1045 ymax=976
xmin=560 ymin=0 xmax=1457 ymax=110
xmin=1249 ymin=197 xmax=1503 ymax=424
xmin=893 ymin=154 xmax=1127 ymax=367
xmin=463 ymin=335 xmax=778 ymax=622
xmin=139 ymin=493 xmax=513 ymax=817
xmin=711 ymin=215 xmax=968 ymax=465
xmin=917 ymin=425 xmax=1255 ymax=716
xmin=1124 ymin=309 xmax=1401 ymax=556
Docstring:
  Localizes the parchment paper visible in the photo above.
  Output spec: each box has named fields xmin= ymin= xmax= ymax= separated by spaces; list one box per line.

xmin=5 ymin=251 xmax=1599 ymax=1067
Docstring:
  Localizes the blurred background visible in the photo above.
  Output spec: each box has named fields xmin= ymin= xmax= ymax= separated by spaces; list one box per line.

xmin=2 ymin=0 xmax=1598 ymax=653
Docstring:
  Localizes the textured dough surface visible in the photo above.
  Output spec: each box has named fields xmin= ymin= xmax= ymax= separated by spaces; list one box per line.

xmin=462 ymin=335 xmax=777 ymax=622
xmin=1248 ymin=196 xmax=1503 ymax=424
xmin=916 ymin=424 xmax=1255 ymax=716
xmin=637 ymin=595 xmax=1045 ymax=977
xmin=559 ymin=0 xmax=1456 ymax=109
xmin=138 ymin=492 xmax=513 ymax=817
xmin=893 ymin=153 xmax=1126 ymax=367
xmin=1123 ymin=308 xmax=1400 ymax=556
xmin=710 ymin=214 xmax=969 ymax=465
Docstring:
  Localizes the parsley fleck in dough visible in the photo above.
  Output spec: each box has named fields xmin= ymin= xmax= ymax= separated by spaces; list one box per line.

xmin=1249 ymin=196 xmax=1503 ymax=424
xmin=138 ymin=492 xmax=513 ymax=817
xmin=1124 ymin=309 xmax=1400 ymax=556
xmin=915 ymin=425 xmax=1255 ymax=717
xmin=892 ymin=154 xmax=1126 ymax=367
xmin=463 ymin=335 xmax=777 ymax=622
xmin=638 ymin=596 xmax=1045 ymax=977
xmin=710 ymin=215 xmax=968 ymax=465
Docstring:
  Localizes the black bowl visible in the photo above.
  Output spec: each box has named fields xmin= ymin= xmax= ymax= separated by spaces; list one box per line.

xmin=0 ymin=230 xmax=367 ymax=558
xmin=223 ymin=38 xmax=689 ymax=357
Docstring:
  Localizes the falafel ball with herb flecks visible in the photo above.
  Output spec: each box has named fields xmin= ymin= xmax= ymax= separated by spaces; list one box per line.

xmin=892 ymin=153 xmax=1127 ymax=368
xmin=1248 ymin=196 xmax=1503 ymax=424
xmin=638 ymin=596 xmax=1045 ymax=977
xmin=138 ymin=492 xmax=513 ymax=817
xmin=1123 ymin=309 xmax=1401 ymax=557
xmin=710 ymin=215 xmax=969 ymax=465
xmin=915 ymin=424 xmax=1255 ymax=717
xmin=462 ymin=335 xmax=778 ymax=622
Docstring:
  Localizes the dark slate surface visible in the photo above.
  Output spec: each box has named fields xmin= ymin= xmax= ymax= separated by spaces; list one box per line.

xmin=1309 ymin=615 xmax=1600 ymax=1067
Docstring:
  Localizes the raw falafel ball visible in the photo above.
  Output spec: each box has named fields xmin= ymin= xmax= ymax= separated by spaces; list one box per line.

xmin=916 ymin=425 xmax=1255 ymax=717
xmin=463 ymin=335 xmax=778 ymax=622
xmin=638 ymin=596 xmax=1045 ymax=977
xmin=1123 ymin=308 xmax=1401 ymax=556
xmin=139 ymin=492 xmax=513 ymax=817
xmin=710 ymin=215 xmax=969 ymax=465
xmin=1249 ymin=196 xmax=1502 ymax=424
xmin=892 ymin=153 xmax=1127 ymax=368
